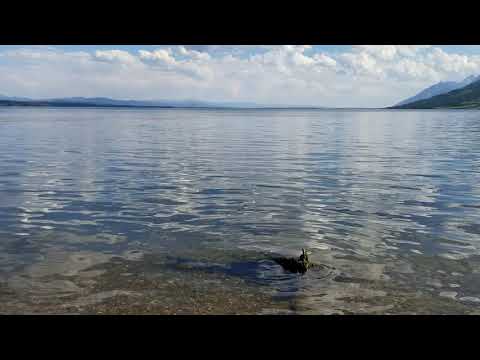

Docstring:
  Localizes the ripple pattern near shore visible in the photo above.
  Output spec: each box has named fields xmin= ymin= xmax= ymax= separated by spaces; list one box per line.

xmin=1 ymin=108 xmax=480 ymax=313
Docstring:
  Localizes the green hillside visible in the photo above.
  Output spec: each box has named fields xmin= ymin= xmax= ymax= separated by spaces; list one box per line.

xmin=392 ymin=79 xmax=480 ymax=109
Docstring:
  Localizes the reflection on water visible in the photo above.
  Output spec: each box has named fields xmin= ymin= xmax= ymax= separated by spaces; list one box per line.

xmin=1 ymin=108 xmax=480 ymax=314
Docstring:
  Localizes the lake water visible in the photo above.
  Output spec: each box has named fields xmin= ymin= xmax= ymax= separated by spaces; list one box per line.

xmin=1 ymin=107 xmax=480 ymax=314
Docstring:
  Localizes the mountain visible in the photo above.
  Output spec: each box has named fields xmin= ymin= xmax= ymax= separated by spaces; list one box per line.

xmin=458 ymin=74 xmax=480 ymax=88
xmin=0 ymin=96 xmax=267 ymax=108
xmin=395 ymin=75 xmax=480 ymax=107
xmin=48 ymin=97 xmax=175 ymax=107
xmin=0 ymin=96 xmax=326 ymax=109
xmin=48 ymin=98 xmax=282 ymax=108
xmin=396 ymin=81 xmax=459 ymax=107
xmin=0 ymin=94 xmax=32 ymax=102
xmin=392 ymin=77 xmax=480 ymax=109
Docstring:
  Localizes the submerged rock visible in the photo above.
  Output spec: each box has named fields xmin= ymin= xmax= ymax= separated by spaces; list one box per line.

xmin=273 ymin=249 xmax=315 ymax=274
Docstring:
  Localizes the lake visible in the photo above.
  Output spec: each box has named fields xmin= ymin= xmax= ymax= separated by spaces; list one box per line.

xmin=1 ymin=107 xmax=480 ymax=314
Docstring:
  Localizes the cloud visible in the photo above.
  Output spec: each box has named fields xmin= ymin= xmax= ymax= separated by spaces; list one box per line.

xmin=390 ymin=58 xmax=438 ymax=81
xmin=137 ymin=48 xmax=212 ymax=80
xmin=352 ymin=45 xmax=431 ymax=61
xmin=94 ymin=50 xmax=139 ymax=65
xmin=176 ymin=46 xmax=211 ymax=60
xmin=138 ymin=49 xmax=177 ymax=66
xmin=4 ymin=48 xmax=91 ymax=63
xmin=338 ymin=51 xmax=384 ymax=78
xmin=1 ymin=45 xmax=480 ymax=107
xmin=338 ymin=45 xmax=480 ymax=83
xmin=353 ymin=45 xmax=398 ymax=61
xmin=313 ymin=53 xmax=337 ymax=68
xmin=424 ymin=47 xmax=480 ymax=77
xmin=182 ymin=45 xmax=283 ymax=55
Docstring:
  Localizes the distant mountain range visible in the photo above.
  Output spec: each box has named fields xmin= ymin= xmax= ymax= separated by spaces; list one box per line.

xmin=49 ymin=97 xmax=274 ymax=108
xmin=0 ymin=94 xmax=32 ymax=102
xmin=0 ymin=96 xmax=326 ymax=109
xmin=0 ymin=96 xmax=266 ymax=108
xmin=395 ymin=75 xmax=480 ymax=107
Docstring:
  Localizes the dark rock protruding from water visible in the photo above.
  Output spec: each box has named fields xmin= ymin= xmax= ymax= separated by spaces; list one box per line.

xmin=274 ymin=249 xmax=314 ymax=274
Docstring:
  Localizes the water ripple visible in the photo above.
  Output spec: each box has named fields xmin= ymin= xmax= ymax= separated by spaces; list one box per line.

xmin=1 ymin=108 xmax=480 ymax=313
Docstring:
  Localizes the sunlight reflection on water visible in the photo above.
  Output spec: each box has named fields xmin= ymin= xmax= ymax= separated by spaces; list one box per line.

xmin=1 ymin=108 xmax=480 ymax=314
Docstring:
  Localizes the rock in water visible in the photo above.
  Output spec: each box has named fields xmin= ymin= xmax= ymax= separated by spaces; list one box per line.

xmin=274 ymin=248 xmax=313 ymax=274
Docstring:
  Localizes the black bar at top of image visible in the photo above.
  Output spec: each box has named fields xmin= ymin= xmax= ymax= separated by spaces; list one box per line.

xmin=1 ymin=4 xmax=480 ymax=45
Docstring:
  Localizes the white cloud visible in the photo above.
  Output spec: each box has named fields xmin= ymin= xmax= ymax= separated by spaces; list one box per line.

xmin=424 ymin=47 xmax=480 ymax=78
xmin=176 ymin=46 xmax=211 ymax=60
xmin=390 ymin=58 xmax=438 ymax=81
xmin=94 ymin=50 xmax=139 ymax=65
xmin=4 ymin=48 xmax=91 ymax=63
xmin=352 ymin=45 xmax=431 ymax=61
xmin=1 ymin=45 xmax=480 ymax=107
xmin=313 ymin=53 xmax=337 ymax=68
xmin=353 ymin=45 xmax=398 ymax=61
xmin=396 ymin=45 xmax=431 ymax=57
xmin=339 ymin=45 xmax=480 ymax=84
xmin=138 ymin=49 xmax=177 ymax=66
xmin=339 ymin=51 xmax=384 ymax=78
xmin=138 ymin=48 xmax=213 ymax=80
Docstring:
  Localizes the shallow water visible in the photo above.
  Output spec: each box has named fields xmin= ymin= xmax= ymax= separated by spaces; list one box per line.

xmin=1 ymin=107 xmax=480 ymax=314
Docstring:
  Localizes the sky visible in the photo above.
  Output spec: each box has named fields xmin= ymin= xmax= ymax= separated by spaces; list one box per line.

xmin=1 ymin=45 xmax=480 ymax=107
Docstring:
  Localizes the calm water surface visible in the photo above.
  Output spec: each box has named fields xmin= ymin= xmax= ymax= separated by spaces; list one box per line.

xmin=1 ymin=108 xmax=480 ymax=314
